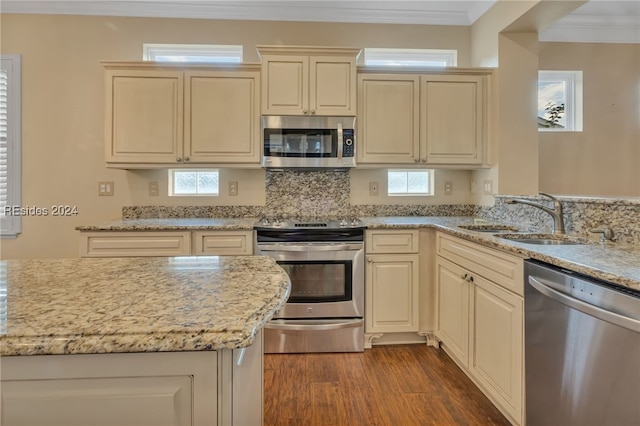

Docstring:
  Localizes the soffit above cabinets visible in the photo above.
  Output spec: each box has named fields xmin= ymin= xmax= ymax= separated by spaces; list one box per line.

xmin=2 ymin=0 xmax=638 ymax=43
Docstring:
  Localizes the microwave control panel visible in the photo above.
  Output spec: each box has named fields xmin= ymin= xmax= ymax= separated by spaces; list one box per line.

xmin=343 ymin=129 xmax=355 ymax=157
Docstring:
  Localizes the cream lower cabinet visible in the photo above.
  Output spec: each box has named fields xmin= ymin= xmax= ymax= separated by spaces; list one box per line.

xmin=79 ymin=230 xmax=253 ymax=257
xmin=1 ymin=332 xmax=263 ymax=426
xmin=358 ymin=71 xmax=490 ymax=167
xmin=104 ymin=63 xmax=260 ymax=168
xmin=435 ymin=233 xmax=523 ymax=426
xmin=365 ymin=230 xmax=420 ymax=346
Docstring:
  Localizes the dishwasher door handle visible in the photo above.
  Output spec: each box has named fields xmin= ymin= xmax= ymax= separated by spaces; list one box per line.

xmin=529 ymin=275 xmax=640 ymax=333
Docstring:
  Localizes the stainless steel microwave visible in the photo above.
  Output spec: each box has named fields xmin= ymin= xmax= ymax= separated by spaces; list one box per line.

xmin=261 ymin=116 xmax=356 ymax=170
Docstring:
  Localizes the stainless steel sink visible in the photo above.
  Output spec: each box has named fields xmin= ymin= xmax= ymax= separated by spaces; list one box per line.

xmin=496 ymin=233 xmax=586 ymax=245
xmin=458 ymin=224 xmax=519 ymax=233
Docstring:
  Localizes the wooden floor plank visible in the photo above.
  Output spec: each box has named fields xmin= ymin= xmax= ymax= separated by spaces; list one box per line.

xmin=264 ymin=344 xmax=510 ymax=426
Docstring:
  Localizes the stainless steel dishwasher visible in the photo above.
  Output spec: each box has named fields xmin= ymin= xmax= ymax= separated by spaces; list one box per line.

xmin=524 ymin=260 xmax=640 ymax=426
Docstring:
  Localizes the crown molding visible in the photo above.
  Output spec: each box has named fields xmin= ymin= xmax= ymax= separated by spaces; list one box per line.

xmin=540 ymin=13 xmax=640 ymax=44
xmin=0 ymin=1 xmax=492 ymax=26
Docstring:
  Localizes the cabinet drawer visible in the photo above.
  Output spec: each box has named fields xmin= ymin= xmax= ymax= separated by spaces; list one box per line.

xmin=193 ymin=231 xmax=253 ymax=255
xmin=80 ymin=232 xmax=192 ymax=257
xmin=366 ymin=230 xmax=419 ymax=254
xmin=436 ymin=233 xmax=524 ymax=296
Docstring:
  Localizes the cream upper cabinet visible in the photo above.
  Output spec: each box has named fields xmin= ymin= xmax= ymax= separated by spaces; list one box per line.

xmin=258 ymin=46 xmax=360 ymax=116
xmin=358 ymin=70 xmax=491 ymax=167
xmin=357 ymin=74 xmax=420 ymax=164
xmin=105 ymin=69 xmax=184 ymax=164
xmin=421 ymin=75 xmax=486 ymax=165
xmin=435 ymin=233 xmax=524 ymax=425
xmin=103 ymin=63 xmax=261 ymax=168
xmin=184 ymin=70 xmax=260 ymax=164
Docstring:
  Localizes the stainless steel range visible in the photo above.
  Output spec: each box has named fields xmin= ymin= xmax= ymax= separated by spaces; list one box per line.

xmin=254 ymin=218 xmax=366 ymax=353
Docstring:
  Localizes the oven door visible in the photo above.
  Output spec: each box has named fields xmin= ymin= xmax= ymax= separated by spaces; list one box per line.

xmin=256 ymin=242 xmax=364 ymax=319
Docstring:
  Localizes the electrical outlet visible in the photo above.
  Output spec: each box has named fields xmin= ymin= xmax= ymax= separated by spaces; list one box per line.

xmin=483 ymin=180 xmax=493 ymax=195
xmin=149 ymin=181 xmax=159 ymax=196
xmin=444 ymin=180 xmax=453 ymax=196
xmin=470 ymin=179 xmax=478 ymax=195
xmin=228 ymin=181 xmax=238 ymax=196
xmin=369 ymin=181 xmax=379 ymax=196
xmin=98 ymin=181 xmax=114 ymax=196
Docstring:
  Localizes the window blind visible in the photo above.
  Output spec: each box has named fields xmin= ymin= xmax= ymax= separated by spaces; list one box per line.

xmin=0 ymin=55 xmax=22 ymax=238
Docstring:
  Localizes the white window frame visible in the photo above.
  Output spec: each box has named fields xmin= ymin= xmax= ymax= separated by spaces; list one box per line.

xmin=169 ymin=169 xmax=219 ymax=196
xmin=387 ymin=169 xmax=435 ymax=197
xmin=364 ymin=48 xmax=457 ymax=67
xmin=538 ymin=70 xmax=583 ymax=132
xmin=1 ymin=55 xmax=22 ymax=238
xmin=143 ymin=44 xmax=243 ymax=63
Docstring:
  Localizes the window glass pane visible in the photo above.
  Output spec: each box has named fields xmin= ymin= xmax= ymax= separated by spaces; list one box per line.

xmin=364 ymin=48 xmax=457 ymax=67
xmin=174 ymin=172 xmax=197 ymax=194
xmin=143 ymin=44 xmax=242 ymax=63
xmin=388 ymin=171 xmax=408 ymax=193
xmin=388 ymin=170 xmax=434 ymax=196
xmin=196 ymin=172 xmax=218 ymax=194
xmin=170 ymin=170 xmax=219 ymax=196
xmin=538 ymin=80 xmax=566 ymax=128
xmin=407 ymin=172 xmax=429 ymax=193
xmin=538 ymin=71 xmax=582 ymax=132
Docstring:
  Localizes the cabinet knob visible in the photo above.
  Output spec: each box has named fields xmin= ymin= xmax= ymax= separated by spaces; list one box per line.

xmin=421 ymin=159 xmax=427 ymax=163
xmin=184 ymin=156 xmax=190 ymax=162
xmin=414 ymin=158 xmax=420 ymax=163
xmin=367 ymin=256 xmax=373 ymax=263
xmin=461 ymin=273 xmax=468 ymax=280
xmin=311 ymin=109 xmax=316 ymax=115
xmin=303 ymin=109 xmax=308 ymax=114
xmin=176 ymin=158 xmax=182 ymax=162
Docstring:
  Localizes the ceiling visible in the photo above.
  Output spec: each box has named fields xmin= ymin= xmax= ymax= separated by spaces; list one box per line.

xmin=2 ymin=0 xmax=639 ymax=43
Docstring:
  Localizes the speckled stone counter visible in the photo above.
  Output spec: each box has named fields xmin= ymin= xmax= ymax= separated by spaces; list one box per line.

xmin=0 ymin=256 xmax=290 ymax=356
xmin=362 ymin=216 xmax=640 ymax=291
xmin=76 ymin=217 xmax=259 ymax=231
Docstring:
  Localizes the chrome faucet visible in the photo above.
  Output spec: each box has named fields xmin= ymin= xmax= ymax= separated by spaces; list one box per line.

xmin=504 ymin=192 xmax=565 ymax=234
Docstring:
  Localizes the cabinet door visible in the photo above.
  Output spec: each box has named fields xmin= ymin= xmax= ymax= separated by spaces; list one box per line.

xmin=79 ymin=231 xmax=192 ymax=257
xmin=192 ymin=231 xmax=253 ymax=255
xmin=185 ymin=71 xmax=260 ymax=163
xmin=261 ymin=55 xmax=308 ymax=115
xmin=106 ymin=70 xmax=183 ymax=164
xmin=310 ymin=56 xmax=356 ymax=115
xmin=470 ymin=276 xmax=523 ymax=423
xmin=358 ymin=74 xmax=420 ymax=164
xmin=365 ymin=254 xmax=419 ymax=333
xmin=421 ymin=75 xmax=485 ymax=165
xmin=435 ymin=256 xmax=469 ymax=367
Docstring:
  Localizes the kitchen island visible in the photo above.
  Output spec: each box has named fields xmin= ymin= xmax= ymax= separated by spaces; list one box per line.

xmin=0 ymin=256 xmax=291 ymax=425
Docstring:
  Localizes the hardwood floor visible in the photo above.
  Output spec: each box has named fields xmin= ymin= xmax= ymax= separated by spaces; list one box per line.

xmin=264 ymin=344 xmax=511 ymax=426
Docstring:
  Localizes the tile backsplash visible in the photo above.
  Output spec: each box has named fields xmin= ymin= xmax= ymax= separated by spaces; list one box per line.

xmin=479 ymin=195 xmax=640 ymax=245
xmin=122 ymin=170 xmax=640 ymax=245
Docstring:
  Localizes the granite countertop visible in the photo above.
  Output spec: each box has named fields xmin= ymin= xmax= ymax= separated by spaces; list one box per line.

xmin=0 ymin=256 xmax=291 ymax=356
xmin=75 ymin=217 xmax=259 ymax=231
xmin=361 ymin=216 xmax=640 ymax=291
xmin=75 ymin=216 xmax=640 ymax=290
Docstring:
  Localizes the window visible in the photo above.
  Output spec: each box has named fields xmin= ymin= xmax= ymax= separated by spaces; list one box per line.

xmin=538 ymin=71 xmax=583 ymax=131
xmin=388 ymin=169 xmax=434 ymax=196
xmin=364 ymin=48 xmax=457 ymax=67
xmin=0 ymin=55 xmax=21 ymax=238
xmin=169 ymin=169 xmax=219 ymax=196
xmin=143 ymin=44 xmax=243 ymax=63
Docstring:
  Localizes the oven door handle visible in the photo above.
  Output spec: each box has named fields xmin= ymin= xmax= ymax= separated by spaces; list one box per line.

xmin=257 ymin=243 xmax=363 ymax=252
xmin=265 ymin=319 xmax=363 ymax=331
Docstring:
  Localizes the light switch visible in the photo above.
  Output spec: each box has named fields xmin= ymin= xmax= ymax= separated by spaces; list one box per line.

xmin=369 ymin=181 xmax=379 ymax=196
xmin=98 ymin=181 xmax=114 ymax=196
xmin=444 ymin=181 xmax=453 ymax=195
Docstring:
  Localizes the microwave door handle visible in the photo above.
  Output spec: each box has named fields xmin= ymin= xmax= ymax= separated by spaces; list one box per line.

xmin=337 ymin=123 xmax=343 ymax=160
